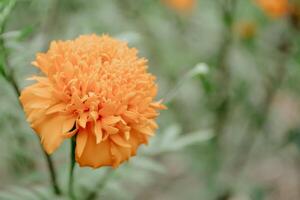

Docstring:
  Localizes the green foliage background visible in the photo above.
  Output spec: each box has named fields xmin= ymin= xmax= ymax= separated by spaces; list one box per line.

xmin=1 ymin=0 xmax=300 ymax=199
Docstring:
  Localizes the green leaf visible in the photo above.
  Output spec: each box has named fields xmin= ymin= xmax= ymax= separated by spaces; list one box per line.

xmin=170 ymin=129 xmax=214 ymax=151
xmin=164 ymin=63 xmax=211 ymax=103
xmin=144 ymin=125 xmax=213 ymax=156
xmin=160 ymin=124 xmax=181 ymax=147
xmin=0 ymin=0 xmax=16 ymax=29
xmin=17 ymin=25 xmax=34 ymax=41
xmin=131 ymin=157 xmax=167 ymax=174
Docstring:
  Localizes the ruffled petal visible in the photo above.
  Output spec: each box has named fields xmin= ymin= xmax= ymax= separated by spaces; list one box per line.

xmin=94 ymin=120 xmax=103 ymax=144
xmin=20 ymin=84 xmax=57 ymax=125
xmin=110 ymin=134 xmax=131 ymax=148
xmin=76 ymin=133 xmax=113 ymax=168
xmin=62 ymin=116 xmax=77 ymax=133
xmin=110 ymin=143 xmax=131 ymax=168
xmin=76 ymin=128 xmax=88 ymax=158
xmin=34 ymin=114 xmax=72 ymax=154
xmin=128 ymin=130 xmax=148 ymax=155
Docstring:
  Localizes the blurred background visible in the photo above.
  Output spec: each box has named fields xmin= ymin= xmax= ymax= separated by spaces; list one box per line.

xmin=1 ymin=0 xmax=300 ymax=199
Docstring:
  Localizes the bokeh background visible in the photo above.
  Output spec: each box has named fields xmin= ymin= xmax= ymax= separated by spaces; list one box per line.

xmin=1 ymin=0 xmax=300 ymax=199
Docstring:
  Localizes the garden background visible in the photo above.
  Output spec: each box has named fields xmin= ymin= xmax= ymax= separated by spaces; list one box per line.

xmin=1 ymin=0 xmax=300 ymax=199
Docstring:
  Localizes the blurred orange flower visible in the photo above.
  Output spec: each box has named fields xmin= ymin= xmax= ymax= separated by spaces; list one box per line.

xmin=20 ymin=34 xmax=166 ymax=168
xmin=163 ymin=0 xmax=196 ymax=13
xmin=235 ymin=21 xmax=257 ymax=39
xmin=256 ymin=0 xmax=289 ymax=18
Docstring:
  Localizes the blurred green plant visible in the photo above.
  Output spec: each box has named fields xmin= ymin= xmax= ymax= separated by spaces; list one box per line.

xmin=0 ymin=0 xmax=62 ymax=196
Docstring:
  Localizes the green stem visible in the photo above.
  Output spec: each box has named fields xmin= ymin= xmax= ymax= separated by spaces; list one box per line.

xmin=213 ymin=0 xmax=237 ymax=141
xmin=68 ymin=138 xmax=76 ymax=200
xmin=208 ymin=1 xmax=237 ymax=200
xmin=41 ymin=147 xmax=62 ymax=195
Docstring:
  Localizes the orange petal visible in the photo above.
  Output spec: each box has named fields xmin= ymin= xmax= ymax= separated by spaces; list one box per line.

xmin=124 ymin=131 xmax=130 ymax=140
xmin=28 ymin=109 xmax=45 ymax=125
xmin=148 ymin=119 xmax=158 ymax=129
xmin=131 ymin=130 xmax=149 ymax=145
xmin=30 ymin=86 xmax=52 ymax=99
xmin=122 ymin=111 xmax=139 ymax=123
xmin=28 ymin=101 xmax=50 ymax=109
xmin=143 ymin=110 xmax=159 ymax=118
xmin=27 ymin=76 xmax=49 ymax=85
xmin=150 ymin=101 xmax=167 ymax=110
xmin=76 ymin=133 xmax=113 ymax=168
xmin=46 ymin=103 xmax=66 ymax=115
xmin=94 ymin=120 xmax=103 ymax=144
xmin=35 ymin=53 xmax=52 ymax=74
xmin=78 ymin=112 xmax=89 ymax=128
xmin=102 ymin=116 xmax=121 ymax=126
xmin=135 ymin=125 xmax=154 ymax=136
xmin=110 ymin=134 xmax=131 ymax=148
xmin=20 ymin=86 xmax=53 ymax=109
xmin=110 ymin=143 xmax=131 ymax=168
xmin=128 ymin=131 xmax=144 ymax=155
xmin=110 ymin=143 xmax=121 ymax=167
xmin=103 ymin=125 xmax=119 ymax=135
xmin=115 ymin=105 xmax=127 ymax=115
xmin=76 ymin=129 xmax=88 ymax=158
xmin=98 ymin=103 xmax=116 ymax=117
xmin=89 ymin=111 xmax=98 ymax=121
xmin=62 ymin=116 xmax=77 ymax=133
xmin=64 ymin=127 xmax=78 ymax=138
xmin=34 ymin=114 xmax=69 ymax=154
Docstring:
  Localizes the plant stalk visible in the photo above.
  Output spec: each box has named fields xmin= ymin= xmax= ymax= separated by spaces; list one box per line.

xmin=213 ymin=0 xmax=237 ymax=141
xmin=68 ymin=138 xmax=77 ymax=200
xmin=42 ymin=147 xmax=62 ymax=195
xmin=209 ymin=1 xmax=237 ymax=199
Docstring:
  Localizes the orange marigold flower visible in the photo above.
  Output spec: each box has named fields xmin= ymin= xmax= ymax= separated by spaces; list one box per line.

xmin=256 ymin=0 xmax=289 ymax=18
xmin=20 ymin=34 xmax=166 ymax=168
xmin=163 ymin=0 xmax=196 ymax=13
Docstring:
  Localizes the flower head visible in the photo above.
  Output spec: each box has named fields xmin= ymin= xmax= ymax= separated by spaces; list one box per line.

xmin=163 ymin=0 xmax=196 ymax=13
xmin=256 ymin=0 xmax=289 ymax=18
xmin=20 ymin=34 xmax=166 ymax=168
